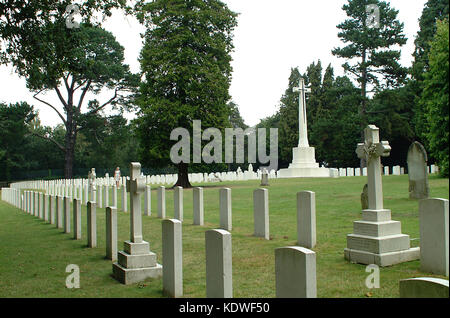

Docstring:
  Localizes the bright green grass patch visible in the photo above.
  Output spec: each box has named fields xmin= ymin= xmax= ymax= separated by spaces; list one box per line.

xmin=0 ymin=175 xmax=448 ymax=298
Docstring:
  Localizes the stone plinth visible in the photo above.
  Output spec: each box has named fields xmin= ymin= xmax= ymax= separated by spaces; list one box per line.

xmin=278 ymin=147 xmax=330 ymax=178
xmin=112 ymin=240 xmax=162 ymax=285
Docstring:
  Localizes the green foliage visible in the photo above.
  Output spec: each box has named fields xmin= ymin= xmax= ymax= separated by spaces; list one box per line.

xmin=419 ymin=19 xmax=449 ymax=177
xmin=136 ymin=0 xmax=238 ymax=173
xmin=332 ymin=0 xmax=408 ymax=125
xmin=411 ymin=0 xmax=449 ymax=143
xmin=275 ymin=64 xmax=361 ymax=168
xmin=0 ymin=102 xmax=36 ymax=181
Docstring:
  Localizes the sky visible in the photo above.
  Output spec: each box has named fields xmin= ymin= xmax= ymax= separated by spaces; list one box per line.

xmin=0 ymin=0 xmax=428 ymax=128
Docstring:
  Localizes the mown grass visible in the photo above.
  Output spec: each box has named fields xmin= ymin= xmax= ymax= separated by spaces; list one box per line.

xmin=0 ymin=174 xmax=448 ymax=298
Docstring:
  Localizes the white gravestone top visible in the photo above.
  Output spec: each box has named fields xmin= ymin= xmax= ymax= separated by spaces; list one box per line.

xmin=88 ymin=168 xmax=96 ymax=191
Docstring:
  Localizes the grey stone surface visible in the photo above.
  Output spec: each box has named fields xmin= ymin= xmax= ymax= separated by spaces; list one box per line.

xmin=121 ymin=186 xmax=127 ymax=212
xmin=106 ymin=206 xmax=118 ymax=261
xmin=400 ymin=277 xmax=449 ymax=298
xmin=162 ymin=219 xmax=183 ymax=297
xmin=297 ymin=191 xmax=316 ymax=249
xmin=205 ymin=229 xmax=232 ymax=298
xmin=158 ymin=186 xmax=166 ymax=219
xmin=174 ymin=186 xmax=183 ymax=222
xmin=220 ymin=188 xmax=232 ymax=231
xmin=144 ymin=185 xmax=151 ymax=216
xmin=361 ymin=184 xmax=368 ymax=210
xmin=419 ymin=198 xmax=449 ymax=276
xmin=253 ymin=188 xmax=269 ymax=240
xmin=73 ymin=198 xmax=81 ymax=240
xmin=56 ymin=196 xmax=63 ymax=229
xmin=275 ymin=246 xmax=316 ymax=298
xmin=87 ymin=202 xmax=97 ymax=248
xmin=407 ymin=142 xmax=429 ymax=199
xmin=193 ymin=187 xmax=204 ymax=226
xmin=63 ymin=197 xmax=71 ymax=233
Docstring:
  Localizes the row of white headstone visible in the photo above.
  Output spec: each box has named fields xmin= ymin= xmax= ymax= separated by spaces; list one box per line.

xmin=7 ymin=163 xmax=439 ymax=194
xmin=1 ymin=182 xmax=318 ymax=298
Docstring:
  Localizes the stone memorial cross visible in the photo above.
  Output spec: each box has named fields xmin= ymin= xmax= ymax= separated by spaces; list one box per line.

xmin=126 ymin=162 xmax=146 ymax=244
xmin=293 ymin=78 xmax=311 ymax=148
xmin=355 ymin=125 xmax=391 ymax=210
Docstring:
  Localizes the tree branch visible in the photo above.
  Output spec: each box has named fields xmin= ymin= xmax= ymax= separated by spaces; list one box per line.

xmin=86 ymin=88 xmax=119 ymax=115
xmin=33 ymin=91 xmax=67 ymax=125
xmin=77 ymin=80 xmax=92 ymax=110
xmin=29 ymin=131 xmax=65 ymax=152
xmin=54 ymin=86 xmax=68 ymax=110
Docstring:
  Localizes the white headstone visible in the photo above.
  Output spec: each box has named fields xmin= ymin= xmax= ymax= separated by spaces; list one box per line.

xmin=407 ymin=141 xmax=429 ymax=199
xmin=297 ymin=191 xmax=316 ymax=249
xmin=275 ymin=246 xmax=316 ymax=298
xmin=162 ymin=219 xmax=183 ymax=298
xmin=193 ymin=187 xmax=204 ymax=226
xmin=400 ymin=278 xmax=449 ymax=298
xmin=174 ymin=186 xmax=183 ymax=222
xmin=253 ymin=188 xmax=269 ymax=240
xmin=419 ymin=198 xmax=449 ymax=276
xmin=205 ymin=229 xmax=233 ymax=298
xmin=87 ymin=201 xmax=97 ymax=248
xmin=220 ymin=188 xmax=232 ymax=231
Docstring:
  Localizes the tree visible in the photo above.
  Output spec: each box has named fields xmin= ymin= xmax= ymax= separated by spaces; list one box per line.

xmin=0 ymin=1 xmax=135 ymax=179
xmin=411 ymin=0 xmax=449 ymax=143
xmin=0 ymin=102 xmax=36 ymax=182
xmin=332 ymin=0 xmax=408 ymax=128
xmin=136 ymin=0 xmax=238 ymax=188
xmin=419 ymin=19 xmax=449 ymax=177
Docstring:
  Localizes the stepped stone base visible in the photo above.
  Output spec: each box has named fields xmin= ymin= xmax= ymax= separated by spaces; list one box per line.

xmin=345 ymin=209 xmax=420 ymax=266
xmin=112 ymin=240 xmax=162 ymax=285
xmin=278 ymin=146 xmax=330 ymax=178
xmin=345 ymin=247 xmax=420 ymax=267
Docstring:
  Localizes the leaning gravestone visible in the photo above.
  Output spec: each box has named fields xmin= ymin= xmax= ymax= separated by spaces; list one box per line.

xmin=360 ymin=184 xmax=368 ymax=210
xmin=407 ymin=141 xmax=429 ymax=199
xmin=345 ymin=125 xmax=420 ymax=266
xmin=113 ymin=162 xmax=162 ymax=285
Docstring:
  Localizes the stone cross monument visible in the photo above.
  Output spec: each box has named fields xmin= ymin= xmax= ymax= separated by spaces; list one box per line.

xmin=345 ymin=125 xmax=420 ymax=266
xmin=277 ymin=78 xmax=330 ymax=178
xmin=293 ymin=78 xmax=311 ymax=148
xmin=113 ymin=162 xmax=162 ymax=284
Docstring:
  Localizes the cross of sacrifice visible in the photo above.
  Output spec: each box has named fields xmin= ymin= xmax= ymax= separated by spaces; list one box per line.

xmin=126 ymin=162 xmax=146 ymax=243
xmin=293 ymin=78 xmax=311 ymax=148
xmin=355 ymin=125 xmax=391 ymax=210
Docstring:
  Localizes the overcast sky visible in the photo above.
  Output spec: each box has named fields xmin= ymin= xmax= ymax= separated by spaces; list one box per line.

xmin=0 ymin=0 xmax=427 ymax=128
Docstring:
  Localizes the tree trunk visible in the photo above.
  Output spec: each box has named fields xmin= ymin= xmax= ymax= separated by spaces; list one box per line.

xmin=64 ymin=111 xmax=76 ymax=179
xmin=360 ymin=49 xmax=368 ymax=169
xmin=174 ymin=162 xmax=192 ymax=188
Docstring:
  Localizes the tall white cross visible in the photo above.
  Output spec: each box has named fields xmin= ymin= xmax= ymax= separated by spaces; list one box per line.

xmin=293 ymin=78 xmax=311 ymax=148
xmin=356 ymin=125 xmax=391 ymax=210
xmin=126 ymin=162 xmax=146 ymax=243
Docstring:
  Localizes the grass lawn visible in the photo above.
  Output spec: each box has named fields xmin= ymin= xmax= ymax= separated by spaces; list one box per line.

xmin=0 ymin=174 xmax=448 ymax=298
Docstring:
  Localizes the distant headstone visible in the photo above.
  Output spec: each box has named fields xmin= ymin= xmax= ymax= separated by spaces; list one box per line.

xmin=297 ymin=191 xmax=316 ymax=249
xmin=158 ymin=186 xmax=166 ymax=218
xmin=87 ymin=202 xmax=97 ymax=248
xmin=260 ymin=168 xmax=269 ymax=186
xmin=219 ymin=188 xmax=232 ymax=231
xmin=400 ymin=278 xmax=449 ymax=298
xmin=407 ymin=142 xmax=429 ymax=200
xmin=193 ymin=187 xmax=204 ymax=226
xmin=253 ymin=188 xmax=269 ymax=240
xmin=361 ymin=184 xmax=369 ymax=210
